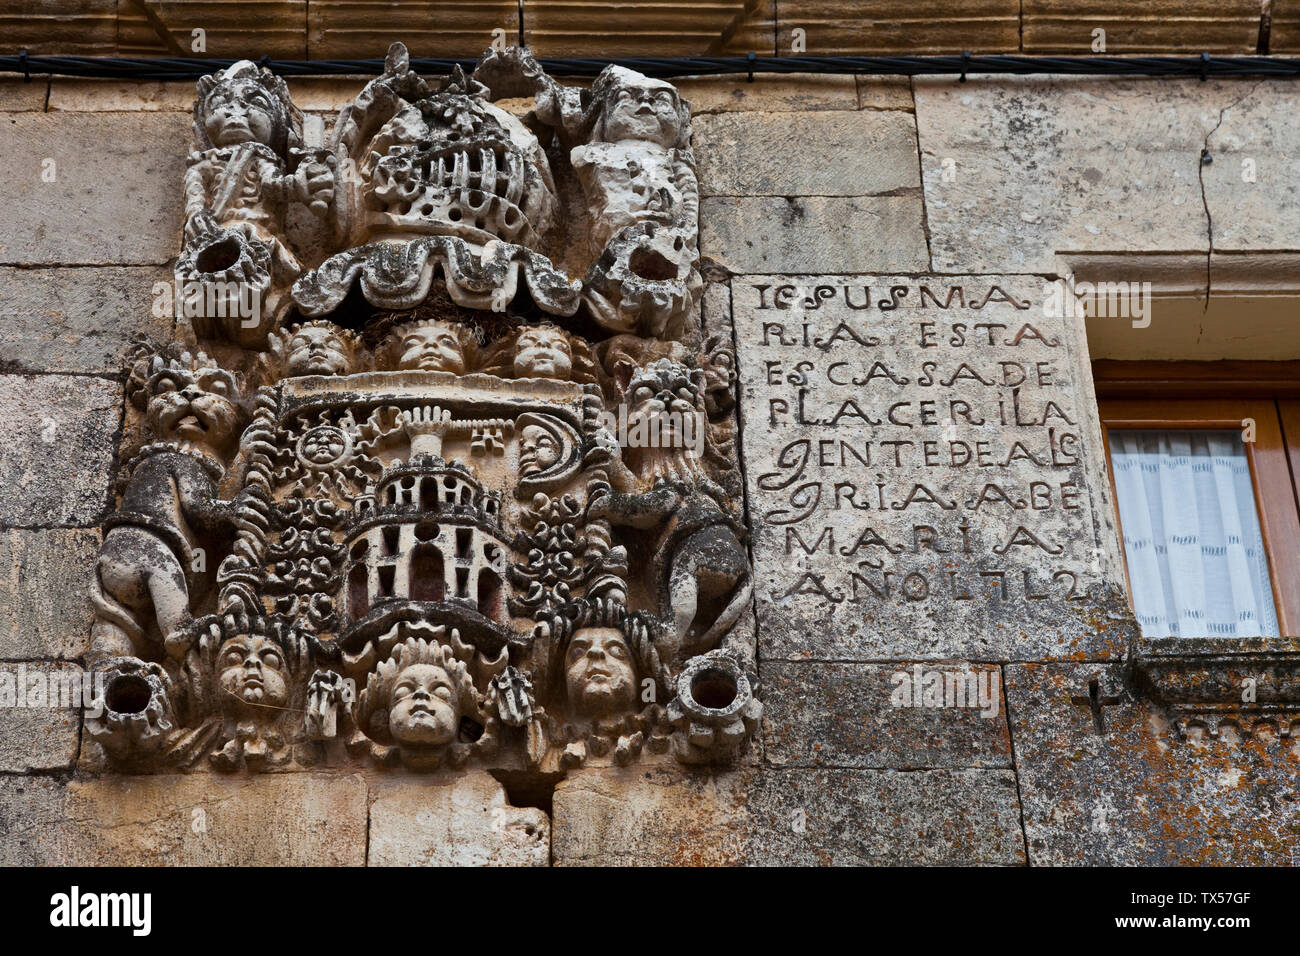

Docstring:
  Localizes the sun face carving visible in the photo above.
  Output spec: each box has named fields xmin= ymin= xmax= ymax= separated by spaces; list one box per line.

xmin=272 ymin=408 xmax=397 ymax=500
xmin=296 ymin=425 xmax=353 ymax=469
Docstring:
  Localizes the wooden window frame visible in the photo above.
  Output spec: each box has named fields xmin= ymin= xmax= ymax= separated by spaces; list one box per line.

xmin=1093 ymin=365 xmax=1300 ymax=638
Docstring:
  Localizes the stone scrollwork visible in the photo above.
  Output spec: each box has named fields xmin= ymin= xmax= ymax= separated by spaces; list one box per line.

xmin=88 ymin=42 xmax=759 ymax=776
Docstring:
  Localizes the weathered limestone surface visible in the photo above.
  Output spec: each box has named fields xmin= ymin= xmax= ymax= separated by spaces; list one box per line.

xmin=775 ymin=0 xmax=1021 ymax=55
xmin=701 ymin=279 xmax=734 ymax=338
xmin=695 ymin=111 xmax=920 ymax=196
xmin=1021 ymin=0 xmax=1261 ymax=53
xmin=0 ymin=662 xmax=81 ymax=772
xmin=615 ymin=73 xmax=912 ymax=118
xmin=746 ymin=768 xmax=1025 ymax=865
xmin=368 ymin=773 xmax=549 ymax=866
xmin=0 ymin=375 xmax=120 ymax=527
xmin=0 ymin=78 xmax=50 ymax=111
xmin=762 ymin=662 xmax=1012 ymax=768
xmin=677 ymin=74 xmax=859 ymax=114
xmin=701 ymin=196 xmax=929 ymax=274
xmin=914 ymin=77 xmax=1222 ymax=274
xmin=118 ymin=0 xmax=308 ymax=57
xmin=0 ymin=266 xmax=173 ymax=374
xmin=0 ymin=113 xmax=188 ymax=265
xmin=732 ymin=275 xmax=1132 ymax=661
xmin=1201 ymin=82 xmax=1300 ymax=253
xmin=45 ymin=80 xmax=195 ymax=112
xmin=1007 ymin=663 xmax=1300 ymax=865
xmin=552 ymin=766 xmax=1026 ymax=865
xmin=858 ymin=76 xmax=915 ymax=112
xmin=0 ymin=773 xmax=368 ymax=865
xmin=0 ymin=529 xmax=99 ymax=658
xmin=553 ymin=768 xmax=751 ymax=865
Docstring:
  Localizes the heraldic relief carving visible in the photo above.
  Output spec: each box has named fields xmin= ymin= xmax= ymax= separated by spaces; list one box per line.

xmin=84 ymin=43 xmax=760 ymax=775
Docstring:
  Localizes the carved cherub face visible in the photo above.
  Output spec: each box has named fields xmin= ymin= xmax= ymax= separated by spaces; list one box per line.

xmin=146 ymin=367 xmax=240 ymax=451
xmin=388 ymin=663 xmax=461 ymax=746
xmin=513 ymin=326 xmax=573 ymax=380
xmin=519 ymin=423 xmax=561 ymax=477
xmin=565 ymin=627 xmax=637 ymax=717
xmin=396 ymin=322 xmax=467 ymax=374
xmin=202 ymin=81 xmax=278 ymax=148
xmin=218 ymin=635 xmax=288 ymax=714
xmin=602 ymin=73 xmax=682 ymax=147
xmin=287 ymin=324 xmax=352 ymax=377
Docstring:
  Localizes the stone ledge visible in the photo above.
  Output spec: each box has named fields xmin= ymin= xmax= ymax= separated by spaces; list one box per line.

xmin=677 ymin=74 xmax=859 ymax=115
xmin=0 ymin=79 xmax=49 ymax=112
xmin=46 ymin=80 xmax=195 ymax=113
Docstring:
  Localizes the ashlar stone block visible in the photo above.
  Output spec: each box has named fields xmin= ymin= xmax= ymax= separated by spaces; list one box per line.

xmin=0 ymin=375 xmax=121 ymax=527
xmin=368 ymin=773 xmax=549 ymax=866
xmin=0 ymin=773 xmax=368 ymax=866
xmin=695 ymin=110 xmax=920 ymax=197
xmin=1007 ymin=662 xmax=1300 ymax=865
xmin=0 ymin=529 xmax=99 ymax=658
xmin=0 ymin=113 xmax=188 ymax=266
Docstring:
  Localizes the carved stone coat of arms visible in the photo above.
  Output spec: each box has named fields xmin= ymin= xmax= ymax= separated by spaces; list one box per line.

xmin=84 ymin=43 xmax=759 ymax=776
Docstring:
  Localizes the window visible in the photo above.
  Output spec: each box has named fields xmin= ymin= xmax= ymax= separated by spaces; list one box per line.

xmin=1108 ymin=426 xmax=1276 ymax=636
xmin=1093 ymin=362 xmax=1300 ymax=638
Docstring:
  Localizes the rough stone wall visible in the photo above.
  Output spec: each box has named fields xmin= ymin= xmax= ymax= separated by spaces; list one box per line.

xmin=1 ymin=70 xmax=1297 ymax=865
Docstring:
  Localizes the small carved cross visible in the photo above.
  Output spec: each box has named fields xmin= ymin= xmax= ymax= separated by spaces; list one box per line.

xmin=1070 ymin=678 xmax=1121 ymax=734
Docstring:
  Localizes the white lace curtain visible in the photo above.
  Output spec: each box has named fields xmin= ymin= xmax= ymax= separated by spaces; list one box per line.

xmin=1109 ymin=429 xmax=1279 ymax=638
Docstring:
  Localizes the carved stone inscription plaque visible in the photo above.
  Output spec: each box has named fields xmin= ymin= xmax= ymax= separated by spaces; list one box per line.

xmin=734 ymin=276 xmax=1131 ymax=660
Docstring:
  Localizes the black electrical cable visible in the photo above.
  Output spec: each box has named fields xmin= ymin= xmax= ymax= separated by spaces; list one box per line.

xmin=2 ymin=53 xmax=1300 ymax=81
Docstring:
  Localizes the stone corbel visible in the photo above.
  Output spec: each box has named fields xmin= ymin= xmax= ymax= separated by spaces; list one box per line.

xmin=1132 ymin=636 xmax=1300 ymax=741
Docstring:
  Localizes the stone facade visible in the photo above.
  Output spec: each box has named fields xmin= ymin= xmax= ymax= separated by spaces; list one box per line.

xmin=2 ymin=48 xmax=1299 ymax=866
